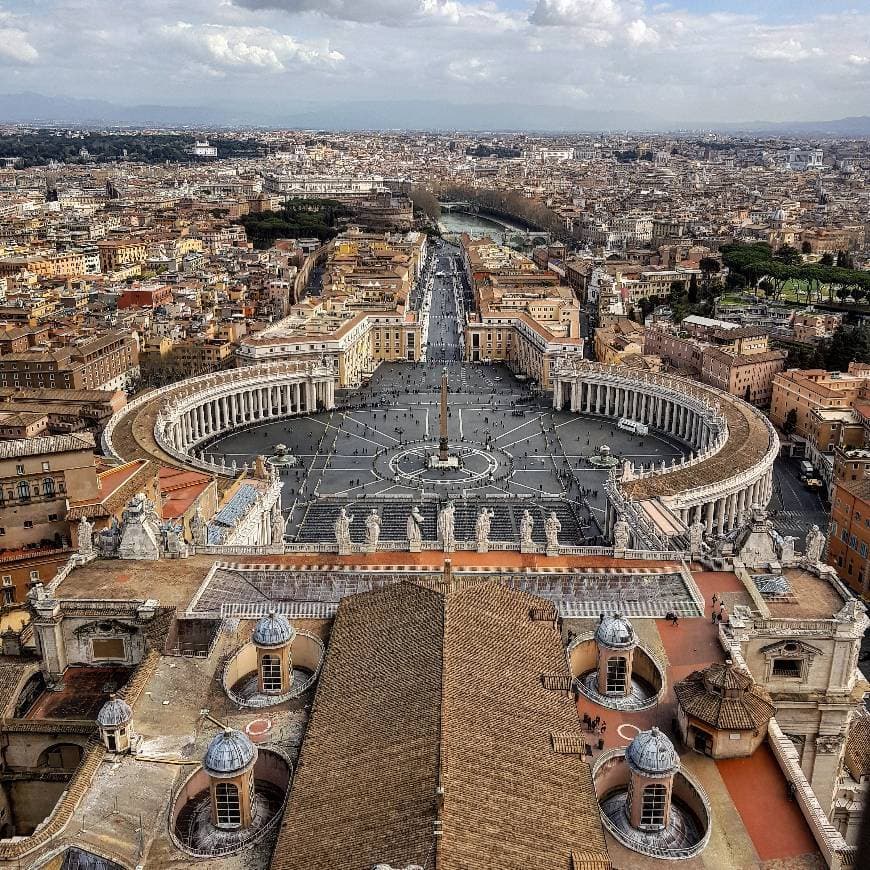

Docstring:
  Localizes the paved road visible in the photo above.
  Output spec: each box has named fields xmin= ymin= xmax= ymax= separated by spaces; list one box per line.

xmin=426 ymin=243 xmax=463 ymax=363
xmin=769 ymin=457 xmax=828 ymax=542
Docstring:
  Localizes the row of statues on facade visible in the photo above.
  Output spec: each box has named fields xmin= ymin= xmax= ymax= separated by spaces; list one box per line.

xmin=333 ymin=503 xmax=562 ymax=551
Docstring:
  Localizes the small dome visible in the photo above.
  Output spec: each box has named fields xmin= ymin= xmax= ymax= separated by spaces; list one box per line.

xmin=626 ymin=727 xmax=679 ymax=777
xmin=595 ymin=613 xmax=635 ymax=649
xmin=97 ymin=694 xmax=133 ymax=727
xmin=252 ymin=611 xmax=295 ymax=647
xmin=203 ymin=728 xmax=258 ymax=777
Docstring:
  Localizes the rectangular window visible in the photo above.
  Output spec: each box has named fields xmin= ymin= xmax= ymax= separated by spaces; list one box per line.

xmin=605 ymin=657 xmax=627 ymax=694
xmin=772 ymin=658 xmax=802 ymax=678
xmin=215 ymin=782 xmax=241 ymax=828
xmin=91 ymin=638 xmax=125 ymax=660
xmin=640 ymin=784 xmax=667 ymax=828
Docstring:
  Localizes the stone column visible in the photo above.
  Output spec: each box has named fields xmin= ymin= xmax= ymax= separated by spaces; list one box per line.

xmin=306 ymin=380 xmax=316 ymax=412
xmin=554 ymin=379 xmax=563 ymax=411
xmin=705 ymin=500 xmax=715 ymax=534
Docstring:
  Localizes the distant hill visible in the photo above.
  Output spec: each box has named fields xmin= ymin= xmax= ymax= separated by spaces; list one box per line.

xmin=0 ymin=91 xmax=868 ymax=135
xmin=721 ymin=116 xmax=870 ymax=136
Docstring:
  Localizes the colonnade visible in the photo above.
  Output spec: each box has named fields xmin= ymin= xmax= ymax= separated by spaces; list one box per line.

xmin=554 ymin=378 xmax=719 ymax=453
xmin=169 ymin=375 xmax=335 ymax=453
xmin=674 ymin=472 xmax=775 ymax=536
xmin=552 ymin=364 xmax=779 ymax=544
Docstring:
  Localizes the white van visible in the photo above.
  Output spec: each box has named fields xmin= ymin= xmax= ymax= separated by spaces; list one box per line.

xmin=618 ymin=418 xmax=649 ymax=436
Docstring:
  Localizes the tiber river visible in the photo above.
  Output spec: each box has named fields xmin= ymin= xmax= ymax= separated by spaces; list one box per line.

xmin=438 ymin=210 xmax=525 ymax=245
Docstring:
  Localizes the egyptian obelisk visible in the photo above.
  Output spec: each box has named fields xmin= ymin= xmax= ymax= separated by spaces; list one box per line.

xmin=439 ymin=366 xmax=449 ymax=462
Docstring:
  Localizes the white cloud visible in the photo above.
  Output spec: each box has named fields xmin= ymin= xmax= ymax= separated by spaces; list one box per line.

xmin=529 ymin=0 xmax=630 ymax=28
xmin=231 ymin=0 xmax=466 ymax=25
xmin=847 ymin=54 xmax=870 ymax=66
xmin=0 ymin=28 xmax=38 ymax=63
xmin=160 ymin=21 xmax=343 ymax=72
xmin=446 ymin=56 xmax=492 ymax=82
xmin=752 ymin=38 xmax=821 ymax=63
xmin=626 ymin=18 xmax=658 ymax=46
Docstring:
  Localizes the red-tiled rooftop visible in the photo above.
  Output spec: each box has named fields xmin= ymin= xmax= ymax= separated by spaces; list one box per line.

xmin=158 ymin=465 xmax=211 ymax=518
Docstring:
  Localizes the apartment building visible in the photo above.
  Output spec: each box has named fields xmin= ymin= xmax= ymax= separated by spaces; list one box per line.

xmin=236 ymin=231 xmax=426 ymax=386
xmin=770 ymin=366 xmax=870 ymax=438
xmin=96 ymin=238 xmax=147 ymax=273
xmin=828 ymin=477 xmax=870 ymax=596
xmin=792 ymin=310 xmax=843 ymax=343
xmin=644 ymin=316 xmax=786 ymax=406
xmin=460 ymin=235 xmax=584 ymax=389
xmin=0 ymin=433 xmax=99 ymax=551
xmin=0 ymin=333 xmax=139 ymax=392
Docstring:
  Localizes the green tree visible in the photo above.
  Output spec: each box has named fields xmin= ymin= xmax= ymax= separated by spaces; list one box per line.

xmin=822 ymin=325 xmax=870 ymax=371
xmin=820 ymin=252 xmax=834 ymax=266
xmin=836 ymin=249 xmax=854 ymax=269
xmin=783 ymin=408 xmax=798 ymax=435
xmin=801 ymin=240 xmax=812 ymax=254
xmin=776 ymin=244 xmax=802 ymax=266
xmin=409 ymin=186 xmax=441 ymax=221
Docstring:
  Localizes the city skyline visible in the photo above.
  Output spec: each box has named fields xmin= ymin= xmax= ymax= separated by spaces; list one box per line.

xmin=0 ymin=1 xmax=869 ymax=128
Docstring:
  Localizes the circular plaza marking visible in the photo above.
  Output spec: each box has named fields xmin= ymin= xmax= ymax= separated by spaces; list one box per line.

xmin=617 ymin=723 xmax=641 ymax=741
xmin=376 ymin=440 xmax=513 ymax=490
xmin=245 ymin=718 xmax=272 ymax=737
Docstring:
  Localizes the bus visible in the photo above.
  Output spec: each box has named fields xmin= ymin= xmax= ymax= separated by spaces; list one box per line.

xmin=618 ymin=418 xmax=649 ymax=436
xmin=799 ymin=460 xmax=815 ymax=480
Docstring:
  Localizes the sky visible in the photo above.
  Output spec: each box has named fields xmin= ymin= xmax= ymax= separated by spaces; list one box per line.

xmin=0 ymin=0 xmax=869 ymax=124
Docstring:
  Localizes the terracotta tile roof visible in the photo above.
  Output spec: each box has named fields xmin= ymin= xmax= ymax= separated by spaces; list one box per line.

xmin=0 ymin=656 xmax=36 ymax=717
xmin=271 ymin=581 xmax=609 ymax=870
xmin=845 ymin=714 xmax=870 ymax=779
xmin=674 ymin=662 xmax=775 ymax=731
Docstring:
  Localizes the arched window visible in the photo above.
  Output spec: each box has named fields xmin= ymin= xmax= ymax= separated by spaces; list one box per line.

xmin=606 ymin=656 xmax=627 ymax=694
xmin=16 ymin=480 xmax=30 ymax=501
xmin=640 ymin=783 xmax=667 ymax=829
xmin=43 ymin=477 xmax=55 ymax=496
xmin=214 ymin=781 xmax=241 ymax=828
xmin=261 ymin=653 xmax=282 ymax=693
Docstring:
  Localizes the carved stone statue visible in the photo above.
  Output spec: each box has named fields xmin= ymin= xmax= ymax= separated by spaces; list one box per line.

xmin=520 ymin=510 xmax=535 ymax=552
xmin=407 ymin=505 xmax=424 ymax=549
xmin=689 ymin=519 xmax=705 ymax=553
xmin=163 ymin=522 xmax=186 ymax=556
xmin=271 ymin=509 xmax=285 ymax=545
xmin=190 ymin=506 xmax=207 ymax=548
xmin=805 ymin=524 xmax=825 ymax=564
xmin=365 ymin=510 xmax=381 ymax=551
xmin=118 ymin=493 xmax=161 ymax=560
xmin=780 ymin=535 xmax=796 ymax=564
xmin=97 ymin=518 xmax=121 ymax=557
xmin=613 ymin=517 xmax=631 ymax=550
xmin=76 ymin=516 xmax=93 ymax=557
xmin=545 ymin=511 xmax=561 ymax=553
xmin=334 ymin=507 xmax=354 ymax=554
xmin=437 ymin=501 xmax=456 ymax=551
xmin=475 ymin=507 xmax=494 ymax=552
